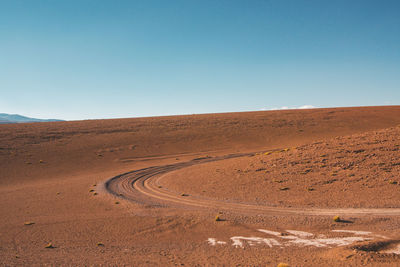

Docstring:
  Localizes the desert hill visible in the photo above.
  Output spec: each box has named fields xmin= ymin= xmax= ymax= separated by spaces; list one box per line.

xmin=1 ymin=106 xmax=400 ymax=266
xmin=0 ymin=113 xmax=63 ymax=124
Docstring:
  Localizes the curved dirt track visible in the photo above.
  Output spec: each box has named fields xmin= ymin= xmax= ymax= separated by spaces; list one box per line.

xmin=105 ymin=152 xmax=400 ymax=216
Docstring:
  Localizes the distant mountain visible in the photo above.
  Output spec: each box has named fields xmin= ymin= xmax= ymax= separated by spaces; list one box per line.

xmin=0 ymin=113 xmax=64 ymax=124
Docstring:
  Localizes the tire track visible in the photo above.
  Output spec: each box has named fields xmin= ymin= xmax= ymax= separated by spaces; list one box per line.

xmin=104 ymin=152 xmax=400 ymax=216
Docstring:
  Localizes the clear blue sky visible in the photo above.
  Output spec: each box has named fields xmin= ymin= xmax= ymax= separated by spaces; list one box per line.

xmin=1 ymin=0 xmax=399 ymax=120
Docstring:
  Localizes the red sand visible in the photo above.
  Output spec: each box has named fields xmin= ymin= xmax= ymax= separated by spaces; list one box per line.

xmin=161 ymin=126 xmax=400 ymax=209
xmin=1 ymin=106 xmax=400 ymax=266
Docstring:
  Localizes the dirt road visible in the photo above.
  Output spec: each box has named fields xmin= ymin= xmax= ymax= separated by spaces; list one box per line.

xmin=105 ymin=152 xmax=400 ymax=216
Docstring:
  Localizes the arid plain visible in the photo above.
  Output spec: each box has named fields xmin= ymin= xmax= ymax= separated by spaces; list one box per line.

xmin=1 ymin=106 xmax=400 ymax=266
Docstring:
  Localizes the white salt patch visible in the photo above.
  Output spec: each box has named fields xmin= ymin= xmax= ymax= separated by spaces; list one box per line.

xmin=373 ymin=234 xmax=389 ymax=239
xmin=286 ymin=230 xmax=314 ymax=238
xmin=288 ymin=238 xmax=327 ymax=248
xmin=280 ymin=235 xmax=298 ymax=240
xmin=258 ymin=229 xmax=372 ymax=248
xmin=331 ymin=230 xmax=388 ymax=239
xmin=208 ymin=229 xmax=384 ymax=249
xmin=331 ymin=230 xmax=372 ymax=235
xmin=230 ymin=236 xmax=281 ymax=248
xmin=258 ymin=229 xmax=303 ymax=240
xmin=286 ymin=235 xmax=371 ymax=248
xmin=207 ymin=238 xmax=226 ymax=246
xmin=315 ymin=237 xmax=371 ymax=247
xmin=208 ymin=238 xmax=217 ymax=246
xmin=257 ymin=229 xmax=281 ymax=236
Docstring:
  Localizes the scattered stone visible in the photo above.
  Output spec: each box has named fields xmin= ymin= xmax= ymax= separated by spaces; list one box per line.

xmin=45 ymin=242 xmax=55 ymax=249
xmin=333 ymin=215 xmax=341 ymax=222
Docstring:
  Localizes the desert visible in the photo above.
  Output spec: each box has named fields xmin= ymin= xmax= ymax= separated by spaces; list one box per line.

xmin=1 ymin=106 xmax=400 ymax=266
xmin=3 ymin=1 xmax=400 ymax=265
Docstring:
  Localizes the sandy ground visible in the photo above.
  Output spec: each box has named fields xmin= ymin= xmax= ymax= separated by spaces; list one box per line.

xmin=1 ymin=106 xmax=400 ymax=266
xmin=162 ymin=126 xmax=400 ymax=208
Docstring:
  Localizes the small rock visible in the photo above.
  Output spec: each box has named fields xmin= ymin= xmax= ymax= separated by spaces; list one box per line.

xmin=45 ymin=242 xmax=55 ymax=249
